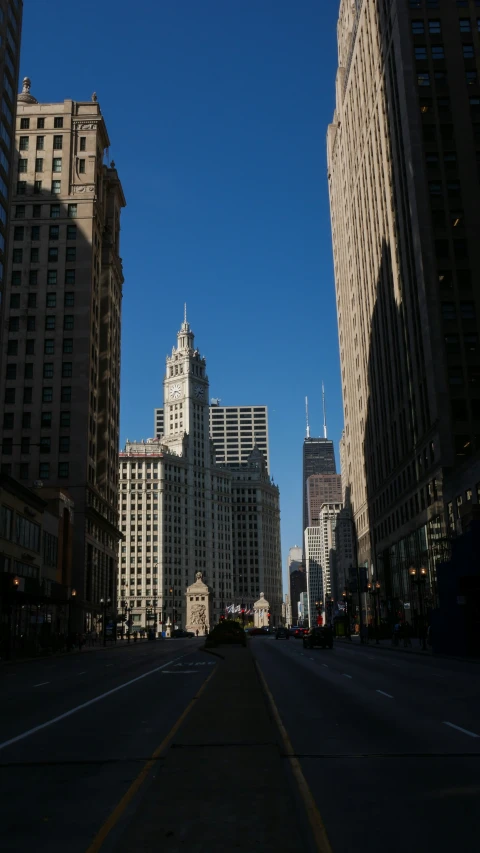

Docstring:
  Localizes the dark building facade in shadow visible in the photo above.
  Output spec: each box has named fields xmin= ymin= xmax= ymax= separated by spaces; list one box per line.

xmin=328 ymin=0 xmax=480 ymax=625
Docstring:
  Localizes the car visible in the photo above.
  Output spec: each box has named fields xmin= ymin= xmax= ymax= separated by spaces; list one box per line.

xmin=171 ymin=629 xmax=195 ymax=639
xmin=275 ymin=627 xmax=289 ymax=640
xmin=248 ymin=626 xmax=269 ymax=636
xmin=293 ymin=627 xmax=309 ymax=639
xmin=303 ymin=626 xmax=334 ymax=649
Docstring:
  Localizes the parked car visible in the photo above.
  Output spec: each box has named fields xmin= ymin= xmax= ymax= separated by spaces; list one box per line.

xmin=293 ymin=627 xmax=309 ymax=639
xmin=303 ymin=626 xmax=334 ymax=649
xmin=171 ymin=629 xmax=195 ymax=639
xmin=275 ymin=627 xmax=289 ymax=640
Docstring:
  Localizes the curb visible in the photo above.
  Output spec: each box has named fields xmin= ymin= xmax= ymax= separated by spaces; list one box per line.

xmin=0 ymin=639 xmax=151 ymax=668
xmin=336 ymin=637 xmax=480 ymax=665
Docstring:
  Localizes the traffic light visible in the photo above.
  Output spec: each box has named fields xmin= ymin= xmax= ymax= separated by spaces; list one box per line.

xmin=220 ymin=614 xmax=226 ymax=622
xmin=267 ymin=611 xmax=271 ymax=625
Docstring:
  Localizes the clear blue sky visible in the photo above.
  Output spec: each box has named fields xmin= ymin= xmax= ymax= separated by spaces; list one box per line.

xmin=21 ymin=0 xmax=341 ymax=593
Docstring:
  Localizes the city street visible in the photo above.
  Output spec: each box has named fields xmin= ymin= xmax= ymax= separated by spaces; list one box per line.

xmin=0 ymin=639 xmax=212 ymax=853
xmin=252 ymin=638 xmax=480 ymax=853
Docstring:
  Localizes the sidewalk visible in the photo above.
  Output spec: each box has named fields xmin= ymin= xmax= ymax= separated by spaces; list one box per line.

xmin=0 ymin=637 xmax=150 ymax=667
xmin=338 ymin=634 xmax=480 ymax=664
xmin=112 ymin=646 xmax=307 ymax=853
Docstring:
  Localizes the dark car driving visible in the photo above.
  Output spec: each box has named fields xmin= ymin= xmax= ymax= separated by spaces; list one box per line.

xmin=275 ymin=627 xmax=289 ymax=640
xmin=303 ymin=626 xmax=334 ymax=649
xmin=172 ymin=629 xmax=195 ymax=638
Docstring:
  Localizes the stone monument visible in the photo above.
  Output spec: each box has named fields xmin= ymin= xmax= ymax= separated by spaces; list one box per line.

xmin=254 ymin=592 xmax=270 ymax=628
xmin=185 ymin=572 xmax=212 ymax=636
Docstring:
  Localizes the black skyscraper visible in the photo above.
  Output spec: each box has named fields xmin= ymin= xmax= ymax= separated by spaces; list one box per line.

xmin=302 ymin=438 xmax=336 ymax=536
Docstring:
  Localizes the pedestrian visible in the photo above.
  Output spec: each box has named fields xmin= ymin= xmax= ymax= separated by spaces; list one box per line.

xmin=196 ymin=629 xmax=199 ymax=637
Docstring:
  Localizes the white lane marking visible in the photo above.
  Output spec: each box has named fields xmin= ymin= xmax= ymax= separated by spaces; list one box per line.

xmin=33 ymin=682 xmax=50 ymax=687
xmin=105 ymin=664 xmax=113 ymax=667
xmin=162 ymin=670 xmax=198 ymax=674
xmin=310 ymin=657 xmax=315 ymax=661
xmin=443 ymin=721 xmax=479 ymax=738
xmin=368 ymin=657 xmax=375 ymax=660
xmin=77 ymin=671 xmax=87 ymax=676
xmin=0 ymin=653 xmax=192 ymax=753
xmin=322 ymin=664 xmax=328 ymax=668
xmin=376 ymin=690 xmax=394 ymax=699
xmin=343 ymin=674 xmax=352 ymax=679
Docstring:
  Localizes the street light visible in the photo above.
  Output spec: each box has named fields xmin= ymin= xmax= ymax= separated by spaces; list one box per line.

xmin=315 ymin=599 xmax=323 ymax=627
xmin=367 ymin=581 xmax=381 ymax=645
xmin=99 ymin=597 xmax=111 ymax=647
xmin=409 ymin=566 xmax=428 ymax=651
xmin=342 ymin=587 xmax=352 ymax=641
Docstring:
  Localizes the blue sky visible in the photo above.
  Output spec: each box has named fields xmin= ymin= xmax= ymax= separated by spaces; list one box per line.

xmin=21 ymin=0 xmax=341 ymax=591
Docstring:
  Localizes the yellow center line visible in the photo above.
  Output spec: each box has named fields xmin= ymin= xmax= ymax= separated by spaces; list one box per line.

xmin=85 ymin=665 xmax=217 ymax=853
xmin=255 ymin=660 xmax=334 ymax=853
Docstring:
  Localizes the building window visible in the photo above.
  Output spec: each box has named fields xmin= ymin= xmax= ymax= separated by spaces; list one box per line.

xmin=31 ymin=225 xmax=40 ymax=240
xmin=59 ymin=436 xmax=70 ymax=453
xmin=45 ymin=316 xmax=55 ymax=330
xmin=441 ymin=302 xmax=456 ymax=321
xmin=466 ymin=71 xmax=478 ymax=85
xmin=52 ymin=158 xmax=62 ymax=172
xmin=40 ymin=437 xmax=52 ymax=455
xmin=65 ymin=269 xmax=75 ymax=285
xmin=39 ymin=463 xmax=50 ymax=480
xmin=60 ymin=411 xmax=70 ymax=427
xmin=63 ymin=315 xmax=74 ymax=330
xmin=27 ymin=317 xmax=35 ymax=332
xmin=3 ymin=412 xmax=14 ymax=428
xmin=54 ymin=117 xmax=63 ymax=128
xmin=15 ymin=205 xmax=25 ymax=219
xmin=67 ymin=224 xmax=76 ymax=240
xmin=19 ymin=136 xmax=29 ymax=150
xmin=50 ymin=204 xmax=60 ymax=218
xmin=35 ymin=157 xmax=43 ymax=172
xmin=22 ymin=412 xmax=31 ymax=428
xmin=47 ymin=270 xmax=57 ymax=286
xmin=2 ymin=438 xmax=12 ymax=454
xmin=61 ymin=386 xmax=72 ymax=402
xmin=461 ymin=302 xmax=475 ymax=319
xmin=29 ymin=270 xmax=38 ymax=286
xmin=43 ymin=363 xmax=54 ymax=379
xmin=49 ymin=225 xmax=59 ymax=240
xmin=41 ymin=412 xmax=52 ymax=427
xmin=448 ymin=367 xmax=464 ymax=386
xmin=51 ymin=180 xmax=61 ymax=194
xmin=20 ymin=437 xmax=29 ymax=454
xmin=20 ymin=117 xmax=29 ymax=129
xmin=62 ymin=362 xmax=72 ymax=378
xmin=13 ymin=225 xmax=24 ymax=240
xmin=415 ymin=46 xmax=427 ymax=60
xmin=63 ymin=338 xmax=73 ymax=354
xmin=12 ymin=248 xmax=22 ymax=263
xmin=463 ymin=44 xmax=474 ymax=59
xmin=53 ymin=135 xmax=63 ymax=150
xmin=68 ymin=204 xmax=77 ymax=218
xmin=33 ymin=180 xmax=42 ymax=194
xmin=5 ymin=364 xmax=16 ymax=379
xmin=30 ymin=248 xmax=39 ymax=263
xmin=42 ymin=387 xmax=53 ymax=403
xmin=66 ymin=247 xmax=76 ymax=261
xmin=78 ymin=159 xmax=85 ymax=173
xmin=412 ymin=21 xmax=424 ymax=34
xmin=44 ymin=339 xmax=54 ymax=354
xmin=58 ymin=462 xmax=69 ymax=478
xmin=80 ymin=136 xmax=86 ymax=151
xmin=23 ymin=387 xmax=32 ymax=403
xmin=460 ymin=18 xmax=471 ymax=33
xmin=4 ymin=388 xmax=15 ymax=403
xmin=27 ymin=293 xmax=36 ymax=308
xmin=32 ymin=205 xmax=41 ymax=218
xmin=429 ymin=19 xmax=441 ymax=34
xmin=64 ymin=292 xmax=74 ymax=307
xmin=11 ymin=271 xmax=21 ymax=286
xmin=37 ymin=118 xmax=44 ymax=129
xmin=431 ymin=45 xmax=445 ymax=60
xmin=48 ymin=247 xmax=58 ymax=262
xmin=36 ymin=136 xmax=44 ymax=150
xmin=18 ymin=158 xmax=27 ymax=172
xmin=16 ymin=180 xmax=26 ymax=194
xmin=7 ymin=340 xmax=17 ymax=355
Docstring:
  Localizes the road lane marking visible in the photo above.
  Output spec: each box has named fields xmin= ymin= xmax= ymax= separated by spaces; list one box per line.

xmin=0 ymin=653 xmax=194 ymax=753
xmin=85 ymin=666 xmax=217 ymax=853
xmin=105 ymin=664 xmax=113 ymax=667
xmin=33 ymin=682 xmax=50 ymax=687
xmin=77 ymin=671 xmax=87 ymax=676
xmin=343 ymin=674 xmax=352 ymax=679
xmin=162 ymin=671 xmax=198 ymax=674
xmin=310 ymin=657 xmax=315 ymax=660
xmin=322 ymin=664 xmax=328 ymax=668
xmin=256 ymin=661 xmax=333 ymax=853
xmin=376 ymin=690 xmax=394 ymax=699
xmin=443 ymin=721 xmax=479 ymax=738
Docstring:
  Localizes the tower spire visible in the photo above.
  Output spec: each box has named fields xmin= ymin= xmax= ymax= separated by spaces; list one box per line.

xmin=305 ymin=396 xmax=310 ymax=439
xmin=184 ymin=302 xmax=187 ymax=324
xmin=322 ymin=381 xmax=328 ymax=439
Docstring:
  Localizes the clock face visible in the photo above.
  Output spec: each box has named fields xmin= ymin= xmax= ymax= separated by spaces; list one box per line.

xmin=169 ymin=383 xmax=182 ymax=400
xmin=194 ymin=384 xmax=204 ymax=399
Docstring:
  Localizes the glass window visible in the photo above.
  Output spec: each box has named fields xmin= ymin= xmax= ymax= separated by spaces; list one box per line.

xmin=79 ymin=136 xmax=86 ymax=151
xmin=37 ymin=118 xmax=44 ymax=129
xmin=463 ymin=44 xmax=474 ymax=58
xmin=431 ymin=45 xmax=445 ymax=60
xmin=63 ymin=338 xmax=73 ymax=354
xmin=460 ymin=19 xmax=471 ymax=33
xmin=61 ymin=386 xmax=72 ymax=403
xmin=41 ymin=412 xmax=52 ymax=427
xmin=27 ymin=293 xmax=36 ymax=308
xmin=49 ymin=225 xmax=59 ymax=240
xmin=38 ymin=463 xmax=50 ymax=480
xmin=11 ymin=270 xmax=21 ymax=286
xmin=54 ymin=117 xmax=63 ymax=128
xmin=31 ymin=225 xmax=40 ymax=240
xmin=59 ymin=436 xmax=70 ymax=453
xmin=18 ymin=158 xmax=27 ymax=172
xmin=13 ymin=225 xmax=24 ymax=240
xmin=64 ymin=315 xmax=74 ymax=330
xmin=29 ymin=270 xmax=38 ymax=286
xmin=12 ymin=247 xmax=22 ymax=262
xmin=429 ymin=181 xmax=442 ymax=195
xmin=44 ymin=339 xmax=54 ymax=354
xmin=19 ymin=136 xmax=28 ymax=150
xmin=50 ymin=204 xmax=60 ymax=218
xmin=45 ymin=316 xmax=55 ymax=330
xmin=16 ymin=180 xmax=26 ymax=194
xmin=415 ymin=46 xmax=427 ymax=60
xmin=65 ymin=269 xmax=75 ymax=285
xmin=40 ymin=437 xmax=51 ymax=454
xmin=466 ymin=71 xmax=477 ymax=85
xmin=51 ymin=180 xmax=61 ymax=195
xmin=418 ymin=72 xmax=430 ymax=86
xmin=15 ymin=205 xmax=25 ymax=218
xmin=48 ymin=247 xmax=58 ymax=262
xmin=20 ymin=117 xmax=29 ymax=129
xmin=53 ymin=135 xmax=63 ymax=150
xmin=78 ymin=159 xmax=85 ymax=173
xmin=52 ymin=158 xmax=62 ymax=172
xmin=442 ymin=302 xmax=456 ymax=321
xmin=64 ymin=292 xmax=74 ymax=307
xmin=43 ymin=363 xmax=54 ymax=379
xmin=66 ymin=247 xmax=76 ymax=261
xmin=27 ymin=317 xmax=35 ymax=331
xmin=67 ymin=224 xmax=77 ymax=240
xmin=412 ymin=21 xmax=424 ymax=35
xmin=47 ymin=270 xmax=57 ymax=285
xmin=34 ymin=180 xmax=42 ymax=194
xmin=60 ymin=412 xmax=70 ymax=427
xmin=32 ymin=204 xmax=41 ymax=218
xmin=58 ymin=462 xmax=69 ymax=478
xmin=461 ymin=302 xmax=475 ymax=319
xmin=42 ymin=387 xmax=53 ymax=403
xmin=68 ymin=204 xmax=77 ymax=218
xmin=35 ymin=157 xmax=43 ymax=172
xmin=36 ymin=135 xmax=44 ymax=150
xmin=434 ymin=71 xmax=447 ymax=87
xmin=46 ymin=293 xmax=56 ymax=307
xmin=62 ymin=362 xmax=72 ymax=378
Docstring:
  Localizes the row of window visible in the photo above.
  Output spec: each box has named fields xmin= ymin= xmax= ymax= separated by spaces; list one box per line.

xmin=19 ymin=135 xmax=64 ymax=151
xmin=20 ymin=117 xmax=65 ymax=130
xmin=15 ymin=203 xmax=77 ymax=219
xmin=13 ymin=246 xmax=76 ymax=262
xmin=2 ymin=436 xmax=70 ymax=454
xmin=3 ymin=411 xmax=70 ymax=429
xmin=12 ymin=269 xmax=76 ymax=286
xmin=14 ymin=224 xmax=77 ymax=241
xmin=17 ymin=180 xmax=70 ymax=196
xmin=18 ymin=157 xmax=69 ymax=173
xmin=410 ymin=0 xmax=480 ymax=8
xmin=5 ymin=386 xmax=73 ymax=405
xmin=6 ymin=361 xmax=73 ymax=380
xmin=418 ymin=70 xmax=479 ymax=85
xmin=9 ymin=315 xmax=75 ymax=331
xmin=0 ymin=462 xmax=70 ymax=480
xmin=8 ymin=336 xmax=73 ymax=355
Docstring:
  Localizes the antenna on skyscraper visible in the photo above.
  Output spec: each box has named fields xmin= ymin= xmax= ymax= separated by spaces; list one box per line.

xmin=305 ymin=396 xmax=310 ymax=439
xmin=322 ymin=381 xmax=327 ymax=439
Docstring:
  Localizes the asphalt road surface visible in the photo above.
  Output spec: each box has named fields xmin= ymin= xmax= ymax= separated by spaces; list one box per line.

xmin=252 ymin=637 xmax=480 ymax=853
xmin=0 ymin=639 xmax=213 ymax=853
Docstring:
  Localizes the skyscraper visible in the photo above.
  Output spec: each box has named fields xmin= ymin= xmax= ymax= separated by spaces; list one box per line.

xmin=0 ymin=83 xmax=125 ymax=629
xmin=287 ymin=545 xmax=303 ymax=574
xmin=328 ymin=0 xmax=480 ymax=609
xmin=302 ymin=438 xmax=336 ymax=537
xmin=306 ymin=473 xmax=342 ymax=526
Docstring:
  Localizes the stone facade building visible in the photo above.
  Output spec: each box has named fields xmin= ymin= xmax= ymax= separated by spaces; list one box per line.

xmin=0 ymin=82 xmax=125 ymax=630
xmin=328 ymin=0 xmax=480 ymax=613
xmin=306 ymin=473 xmax=343 ymax=527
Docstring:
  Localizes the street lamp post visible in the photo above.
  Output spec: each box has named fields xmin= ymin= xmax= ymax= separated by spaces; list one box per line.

xmin=409 ymin=567 xmax=427 ymax=651
xmin=99 ymin=597 xmax=111 ymax=647
xmin=68 ymin=588 xmax=76 ymax=648
xmin=315 ymin=599 xmax=323 ymax=627
xmin=342 ymin=588 xmax=352 ymax=640
xmin=367 ymin=581 xmax=381 ymax=645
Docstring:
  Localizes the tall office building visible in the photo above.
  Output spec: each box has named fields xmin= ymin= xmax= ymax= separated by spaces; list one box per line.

xmin=289 ymin=566 xmax=306 ymax=623
xmin=306 ymin=502 xmax=343 ymax=625
xmin=304 ymin=526 xmax=324 ymax=628
xmin=306 ymin=473 xmax=343 ymax=526
xmin=118 ymin=315 xmax=233 ymax=630
xmin=154 ymin=403 xmax=270 ymax=472
xmin=302 ymin=438 xmax=336 ymax=537
xmin=0 ymin=84 xmax=126 ymax=629
xmin=328 ymin=0 xmax=480 ymax=608
xmin=287 ymin=544 xmax=303 ymax=574
xmin=0 ymin=2 xmax=23 ymax=330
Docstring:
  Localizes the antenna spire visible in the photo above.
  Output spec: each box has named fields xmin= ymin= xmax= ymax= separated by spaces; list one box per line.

xmin=184 ymin=302 xmax=187 ymax=324
xmin=305 ymin=396 xmax=310 ymax=439
xmin=322 ymin=381 xmax=327 ymax=439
